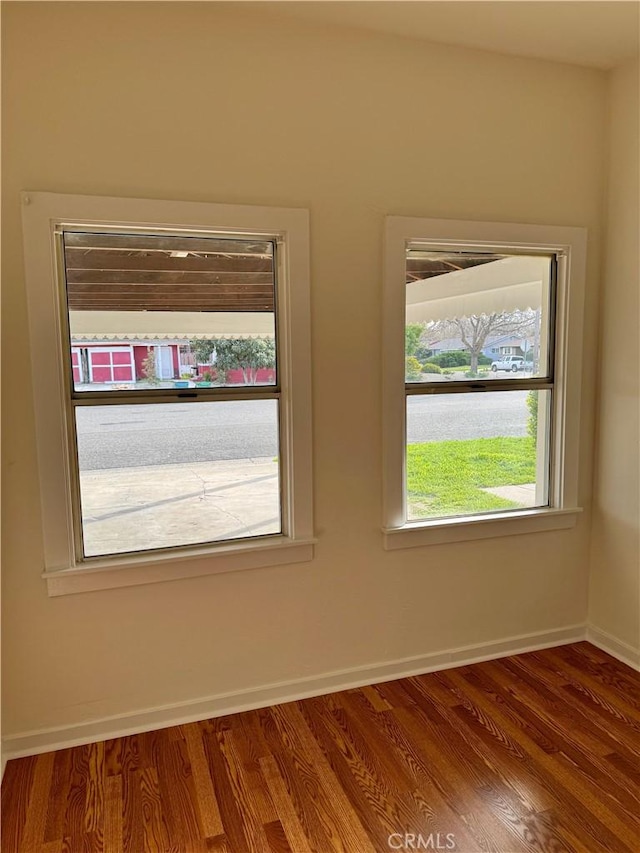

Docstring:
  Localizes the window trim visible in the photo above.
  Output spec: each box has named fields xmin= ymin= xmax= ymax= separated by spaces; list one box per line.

xmin=22 ymin=192 xmax=314 ymax=595
xmin=382 ymin=216 xmax=587 ymax=548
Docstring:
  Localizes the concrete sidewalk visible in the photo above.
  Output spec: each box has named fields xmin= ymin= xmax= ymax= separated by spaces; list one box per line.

xmin=79 ymin=458 xmax=535 ymax=559
xmin=80 ymin=457 xmax=280 ymax=557
xmin=482 ymin=483 xmax=536 ymax=505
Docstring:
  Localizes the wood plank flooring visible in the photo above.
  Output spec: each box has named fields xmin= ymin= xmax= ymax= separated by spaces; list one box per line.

xmin=2 ymin=642 xmax=639 ymax=852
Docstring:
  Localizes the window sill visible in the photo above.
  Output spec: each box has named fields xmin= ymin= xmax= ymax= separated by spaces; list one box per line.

xmin=42 ymin=536 xmax=316 ymax=596
xmin=382 ymin=507 xmax=582 ymax=550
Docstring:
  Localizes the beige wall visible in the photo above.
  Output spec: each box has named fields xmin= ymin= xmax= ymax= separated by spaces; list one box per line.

xmin=1 ymin=3 xmax=606 ymax=737
xmin=589 ymin=59 xmax=640 ymax=655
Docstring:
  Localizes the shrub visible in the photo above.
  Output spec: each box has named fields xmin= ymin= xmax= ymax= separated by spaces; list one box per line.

xmin=141 ymin=350 xmax=160 ymax=385
xmin=421 ymin=362 xmax=442 ymax=374
xmin=405 ymin=356 xmax=423 ymax=381
xmin=430 ymin=350 xmax=470 ymax=368
xmin=478 ymin=354 xmax=492 ymax=365
xmin=526 ymin=390 xmax=538 ymax=439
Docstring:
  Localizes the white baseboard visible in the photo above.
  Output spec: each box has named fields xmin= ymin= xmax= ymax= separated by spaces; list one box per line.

xmin=1 ymin=623 xmax=585 ymax=762
xmin=586 ymin=624 xmax=640 ymax=671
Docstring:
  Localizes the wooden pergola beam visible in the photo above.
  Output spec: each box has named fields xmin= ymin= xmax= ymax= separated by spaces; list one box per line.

xmin=64 ymin=249 xmax=273 ymax=274
xmin=64 ymin=233 xmax=273 ymax=256
xmin=63 ymin=234 xmax=276 ymax=312
xmin=66 ymin=270 xmax=273 ymax=285
xmin=67 ymin=299 xmax=274 ymax=312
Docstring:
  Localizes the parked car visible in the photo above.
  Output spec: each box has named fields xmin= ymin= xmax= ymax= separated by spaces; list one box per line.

xmin=491 ymin=355 xmax=525 ymax=372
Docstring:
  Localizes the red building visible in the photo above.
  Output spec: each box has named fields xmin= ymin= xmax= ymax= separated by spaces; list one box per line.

xmin=70 ymin=338 xmax=276 ymax=386
xmin=70 ymin=340 xmax=182 ymax=385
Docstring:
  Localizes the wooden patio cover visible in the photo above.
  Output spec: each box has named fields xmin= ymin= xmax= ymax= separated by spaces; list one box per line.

xmin=64 ymin=231 xmax=502 ymax=314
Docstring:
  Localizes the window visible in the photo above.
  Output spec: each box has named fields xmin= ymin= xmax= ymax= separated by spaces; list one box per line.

xmin=383 ymin=216 xmax=586 ymax=549
xmin=22 ymin=193 xmax=314 ymax=594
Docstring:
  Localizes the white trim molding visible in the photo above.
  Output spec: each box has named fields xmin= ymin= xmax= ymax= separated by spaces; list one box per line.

xmin=383 ymin=506 xmax=581 ymax=548
xmin=2 ymin=624 xmax=585 ymax=761
xmin=21 ymin=192 xmax=314 ymax=595
xmin=42 ymin=537 xmax=317 ymax=596
xmin=587 ymin=624 xmax=640 ymax=671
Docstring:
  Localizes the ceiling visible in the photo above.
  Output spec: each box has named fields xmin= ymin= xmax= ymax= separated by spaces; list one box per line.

xmin=245 ymin=1 xmax=640 ymax=70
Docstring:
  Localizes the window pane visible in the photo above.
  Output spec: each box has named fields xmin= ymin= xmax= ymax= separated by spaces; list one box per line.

xmin=405 ymin=250 xmax=552 ymax=383
xmin=63 ymin=231 xmax=276 ymax=391
xmin=406 ymin=390 xmax=550 ymax=520
xmin=76 ymin=400 xmax=281 ymax=557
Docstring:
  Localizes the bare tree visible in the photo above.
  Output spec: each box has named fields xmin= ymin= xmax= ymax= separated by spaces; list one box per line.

xmin=428 ymin=310 xmax=536 ymax=374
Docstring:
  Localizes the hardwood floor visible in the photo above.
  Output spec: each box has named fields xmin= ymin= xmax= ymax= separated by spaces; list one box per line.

xmin=2 ymin=642 xmax=639 ymax=852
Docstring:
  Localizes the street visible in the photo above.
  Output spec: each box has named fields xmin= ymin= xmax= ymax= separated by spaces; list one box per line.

xmin=76 ymin=392 xmax=531 ymax=471
xmin=76 ymin=400 xmax=280 ymax=471
xmin=407 ymin=390 xmax=531 ymax=442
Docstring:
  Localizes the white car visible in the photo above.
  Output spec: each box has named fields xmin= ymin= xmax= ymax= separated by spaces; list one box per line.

xmin=491 ymin=355 xmax=525 ymax=372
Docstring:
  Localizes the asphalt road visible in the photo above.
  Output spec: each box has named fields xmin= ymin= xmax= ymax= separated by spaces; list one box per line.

xmin=76 ymin=392 xmax=531 ymax=471
xmin=407 ymin=390 xmax=532 ymax=442
xmin=76 ymin=400 xmax=280 ymax=471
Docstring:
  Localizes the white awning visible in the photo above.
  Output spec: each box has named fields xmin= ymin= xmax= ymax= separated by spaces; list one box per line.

xmin=406 ymin=256 xmax=550 ymax=325
xmin=69 ymin=310 xmax=275 ymax=341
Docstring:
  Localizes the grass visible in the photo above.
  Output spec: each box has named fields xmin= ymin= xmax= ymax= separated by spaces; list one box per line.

xmin=440 ymin=365 xmax=491 ymax=375
xmin=407 ymin=436 xmax=536 ymax=518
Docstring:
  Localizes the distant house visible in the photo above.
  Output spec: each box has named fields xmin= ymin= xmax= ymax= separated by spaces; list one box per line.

xmin=426 ymin=337 xmax=467 ymax=354
xmin=70 ymin=335 xmax=276 ymax=386
xmin=426 ymin=334 xmax=533 ymax=359
xmin=482 ymin=335 xmax=532 ymax=359
xmin=70 ymin=337 xmax=185 ymax=385
xmin=69 ymin=309 xmax=276 ymax=387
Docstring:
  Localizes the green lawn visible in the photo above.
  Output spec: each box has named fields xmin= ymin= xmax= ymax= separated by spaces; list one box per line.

xmin=439 ymin=365 xmax=490 ymax=375
xmin=407 ymin=436 xmax=536 ymax=518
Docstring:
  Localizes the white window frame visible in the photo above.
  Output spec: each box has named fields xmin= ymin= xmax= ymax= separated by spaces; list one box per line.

xmin=382 ymin=216 xmax=586 ymax=549
xmin=21 ymin=192 xmax=314 ymax=595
